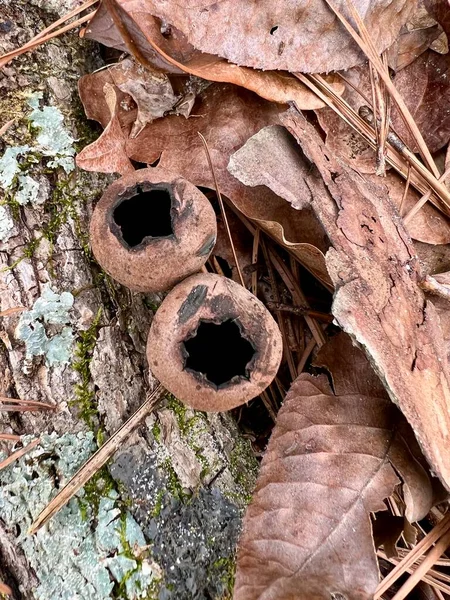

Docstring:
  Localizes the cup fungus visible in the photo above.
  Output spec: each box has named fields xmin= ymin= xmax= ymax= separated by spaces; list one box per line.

xmin=147 ymin=273 xmax=283 ymax=411
xmin=89 ymin=168 xmax=217 ymax=292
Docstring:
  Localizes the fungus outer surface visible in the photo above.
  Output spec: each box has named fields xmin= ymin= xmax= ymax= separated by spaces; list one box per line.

xmin=183 ymin=318 xmax=256 ymax=388
xmin=111 ymin=185 xmax=174 ymax=249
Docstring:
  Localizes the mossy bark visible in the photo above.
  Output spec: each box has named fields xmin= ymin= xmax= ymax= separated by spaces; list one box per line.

xmin=0 ymin=3 xmax=257 ymax=599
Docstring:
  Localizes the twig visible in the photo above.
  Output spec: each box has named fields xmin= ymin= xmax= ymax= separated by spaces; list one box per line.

xmin=29 ymin=384 xmax=166 ymax=535
xmin=0 ymin=438 xmax=40 ymax=472
xmin=198 ymin=132 xmax=245 ymax=287
xmin=0 ymin=434 xmax=22 ymax=441
xmin=0 ymin=307 xmax=26 ymax=318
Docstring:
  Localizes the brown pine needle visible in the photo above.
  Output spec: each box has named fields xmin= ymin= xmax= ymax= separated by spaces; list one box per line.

xmin=0 ymin=438 xmax=41 ymax=472
xmin=324 ymin=0 xmax=439 ymax=178
xmin=198 ymin=132 xmax=245 ymax=287
xmin=404 ymin=164 xmax=450 ymax=225
xmin=0 ymin=434 xmax=22 ymax=441
xmin=251 ymin=227 xmax=260 ymax=297
xmin=0 ymin=10 xmax=96 ymax=68
xmin=0 ymin=307 xmax=26 ymax=317
xmin=375 ymin=513 xmax=450 ymax=598
xmin=391 ymin=527 xmax=450 ymax=600
xmin=0 ymin=396 xmax=55 ymax=412
xmin=29 ymin=384 xmax=166 ymax=535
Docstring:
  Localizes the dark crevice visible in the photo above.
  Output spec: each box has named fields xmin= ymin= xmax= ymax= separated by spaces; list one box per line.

xmin=183 ymin=319 xmax=255 ymax=387
xmin=270 ymin=25 xmax=279 ymax=34
xmin=113 ymin=187 xmax=173 ymax=248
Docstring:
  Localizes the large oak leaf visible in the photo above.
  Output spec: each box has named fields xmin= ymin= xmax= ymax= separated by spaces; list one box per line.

xmin=234 ymin=334 xmax=433 ymax=600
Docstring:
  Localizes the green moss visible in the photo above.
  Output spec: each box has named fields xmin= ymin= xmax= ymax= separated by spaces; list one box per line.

xmin=211 ymin=556 xmax=236 ymax=599
xmin=161 ymin=458 xmax=188 ymax=501
xmin=166 ymin=395 xmax=188 ymax=434
xmin=151 ymin=489 xmax=164 ymax=518
xmin=227 ymin=437 xmax=259 ymax=506
xmin=78 ymin=466 xmax=116 ymax=521
xmin=151 ymin=421 xmax=161 ymax=443
xmin=71 ymin=308 xmax=102 ymax=428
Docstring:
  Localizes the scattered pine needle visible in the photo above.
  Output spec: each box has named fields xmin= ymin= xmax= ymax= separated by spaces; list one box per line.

xmin=375 ymin=512 xmax=450 ymax=598
xmin=29 ymin=384 xmax=166 ymax=535
xmin=198 ymin=132 xmax=246 ymax=287
xmin=0 ymin=434 xmax=22 ymax=441
xmin=0 ymin=396 xmax=55 ymax=412
xmin=0 ymin=307 xmax=26 ymax=317
xmin=0 ymin=438 xmax=40 ymax=472
xmin=0 ymin=0 xmax=98 ymax=69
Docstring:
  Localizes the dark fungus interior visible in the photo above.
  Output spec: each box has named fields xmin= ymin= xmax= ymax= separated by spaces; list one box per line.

xmin=112 ymin=186 xmax=174 ymax=247
xmin=183 ymin=319 xmax=256 ymax=387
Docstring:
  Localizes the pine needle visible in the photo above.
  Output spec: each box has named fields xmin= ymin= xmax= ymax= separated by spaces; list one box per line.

xmin=0 ymin=397 xmax=55 ymax=412
xmin=28 ymin=384 xmax=165 ymax=535
xmin=198 ymin=132 xmax=245 ymax=287
xmin=0 ymin=438 xmax=40 ymax=472
xmin=375 ymin=513 xmax=450 ymax=598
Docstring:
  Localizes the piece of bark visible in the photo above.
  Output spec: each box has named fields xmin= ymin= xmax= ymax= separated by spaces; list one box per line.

xmin=281 ymin=108 xmax=450 ymax=489
xmin=0 ymin=3 xmax=258 ymax=599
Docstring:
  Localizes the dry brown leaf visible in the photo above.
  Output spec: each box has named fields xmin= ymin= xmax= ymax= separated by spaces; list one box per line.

xmin=77 ymin=81 xmax=331 ymax=285
xmin=94 ymin=0 xmax=344 ymax=110
xmin=391 ymin=50 xmax=450 ymax=153
xmin=76 ymin=82 xmax=134 ymax=174
xmin=234 ymin=334 xmax=433 ymax=600
xmin=387 ymin=3 xmax=442 ymax=72
xmin=281 ymin=108 xmax=450 ymax=488
xmin=122 ymin=0 xmax=415 ymax=73
xmin=423 ymin=0 xmax=450 ymax=41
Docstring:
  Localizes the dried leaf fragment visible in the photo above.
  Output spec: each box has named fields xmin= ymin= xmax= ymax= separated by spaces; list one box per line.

xmin=235 ymin=335 xmax=433 ymax=600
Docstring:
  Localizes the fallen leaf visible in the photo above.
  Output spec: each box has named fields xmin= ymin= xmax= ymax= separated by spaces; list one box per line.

xmin=415 ymin=240 xmax=450 ymax=275
xmin=97 ymin=0 xmax=345 ymax=110
xmin=123 ymin=0 xmax=415 ymax=73
xmin=423 ymin=0 xmax=450 ymax=41
xmin=391 ymin=50 xmax=450 ymax=153
xmin=76 ymin=82 xmax=135 ymax=174
xmin=77 ymin=82 xmax=331 ymax=285
xmin=282 ymin=107 xmax=450 ymax=489
xmin=234 ymin=335 xmax=433 ymax=600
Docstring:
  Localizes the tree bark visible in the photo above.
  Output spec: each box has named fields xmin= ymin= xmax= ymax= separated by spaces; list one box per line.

xmin=0 ymin=3 xmax=257 ymax=599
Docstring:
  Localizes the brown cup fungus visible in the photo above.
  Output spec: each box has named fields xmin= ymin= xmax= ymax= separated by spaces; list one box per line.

xmin=89 ymin=168 xmax=217 ymax=292
xmin=147 ymin=273 xmax=283 ymax=411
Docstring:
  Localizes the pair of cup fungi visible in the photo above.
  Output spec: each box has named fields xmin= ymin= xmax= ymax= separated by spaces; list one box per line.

xmin=90 ymin=168 xmax=282 ymax=412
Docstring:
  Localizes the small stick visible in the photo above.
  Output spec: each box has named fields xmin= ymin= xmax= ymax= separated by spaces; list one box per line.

xmin=29 ymin=384 xmax=165 ymax=535
xmin=198 ymin=132 xmax=245 ymax=287
xmin=420 ymin=275 xmax=450 ymax=301
xmin=399 ymin=162 xmax=411 ymax=217
xmin=0 ymin=438 xmax=40 ymax=472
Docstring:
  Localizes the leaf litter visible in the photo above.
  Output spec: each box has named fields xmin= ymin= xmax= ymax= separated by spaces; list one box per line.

xmin=3 ymin=0 xmax=450 ymax=598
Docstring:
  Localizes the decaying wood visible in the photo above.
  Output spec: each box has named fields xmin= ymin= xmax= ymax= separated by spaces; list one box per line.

xmin=281 ymin=108 xmax=450 ymax=488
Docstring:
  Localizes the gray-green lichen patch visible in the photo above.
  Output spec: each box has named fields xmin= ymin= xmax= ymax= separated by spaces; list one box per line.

xmin=0 ymin=93 xmax=75 ymax=212
xmin=0 ymin=205 xmax=14 ymax=242
xmin=28 ymin=93 xmax=75 ymax=173
xmin=15 ymin=287 xmax=75 ymax=365
xmin=0 ymin=433 xmax=161 ymax=600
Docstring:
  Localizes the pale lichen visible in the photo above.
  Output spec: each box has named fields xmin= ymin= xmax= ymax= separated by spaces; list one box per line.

xmin=0 ymin=433 xmax=161 ymax=600
xmin=15 ymin=287 xmax=75 ymax=366
xmin=0 ymin=205 xmax=14 ymax=242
